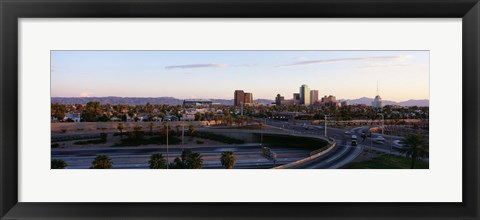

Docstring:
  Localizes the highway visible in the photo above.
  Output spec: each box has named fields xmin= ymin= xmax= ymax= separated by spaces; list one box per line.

xmin=265 ymin=120 xmax=360 ymax=169
xmin=52 ymin=120 xmax=407 ymax=169
xmin=265 ymin=120 xmax=406 ymax=168
xmin=52 ymin=144 xmax=311 ymax=169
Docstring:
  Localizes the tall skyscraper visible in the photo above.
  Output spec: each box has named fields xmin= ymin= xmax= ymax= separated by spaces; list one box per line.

xmin=299 ymin=84 xmax=310 ymax=106
xmin=234 ymin=90 xmax=245 ymax=107
xmin=310 ymin=90 xmax=319 ymax=105
xmin=244 ymin=93 xmax=253 ymax=104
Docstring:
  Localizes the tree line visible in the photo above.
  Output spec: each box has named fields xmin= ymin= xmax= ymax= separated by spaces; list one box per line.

xmin=52 ymin=101 xmax=429 ymax=123
xmin=51 ymin=149 xmax=237 ymax=169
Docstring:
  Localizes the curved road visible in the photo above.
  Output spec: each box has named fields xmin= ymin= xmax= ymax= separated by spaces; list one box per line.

xmin=265 ymin=120 xmax=408 ymax=169
xmin=52 ymin=121 xmax=406 ymax=169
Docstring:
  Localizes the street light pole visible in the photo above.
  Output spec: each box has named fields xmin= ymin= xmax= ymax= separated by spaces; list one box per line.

xmin=377 ymin=113 xmax=384 ymax=135
xmin=166 ymin=120 xmax=169 ymax=169
xmin=260 ymin=118 xmax=264 ymax=146
xmin=181 ymin=124 xmax=184 ymax=145
xmin=324 ymin=115 xmax=328 ymax=137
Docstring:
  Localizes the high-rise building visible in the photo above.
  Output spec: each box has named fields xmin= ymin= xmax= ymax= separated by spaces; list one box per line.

xmin=299 ymin=84 xmax=310 ymax=106
xmin=293 ymin=93 xmax=301 ymax=105
xmin=234 ymin=90 xmax=245 ymax=107
xmin=310 ymin=90 xmax=319 ymax=105
xmin=275 ymin=94 xmax=285 ymax=106
xmin=244 ymin=93 xmax=253 ymax=104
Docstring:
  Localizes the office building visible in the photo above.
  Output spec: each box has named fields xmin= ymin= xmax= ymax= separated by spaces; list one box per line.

xmin=275 ymin=94 xmax=285 ymax=106
xmin=321 ymin=95 xmax=339 ymax=107
xmin=234 ymin=90 xmax=245 ymax=107
xmin=310 ymin=90 xmax=319 ymax=105
xmin=299 ymin=84 xmax=310 ymax=106
xmin=244 ymin=93 xmax=253 ymax=105
xmin=293 ymin=93 xmax=301 ymax=105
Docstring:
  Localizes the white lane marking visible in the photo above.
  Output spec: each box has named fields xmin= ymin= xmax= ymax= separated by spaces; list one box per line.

xmin=326 ymin=145 xmax=350 ymax=163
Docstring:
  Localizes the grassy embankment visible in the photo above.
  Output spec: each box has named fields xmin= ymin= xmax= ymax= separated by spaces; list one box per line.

xmin=255 ymin=133 xmax=328 ymax=151
xmin=343 ymin=154 xmax=429 ymax=169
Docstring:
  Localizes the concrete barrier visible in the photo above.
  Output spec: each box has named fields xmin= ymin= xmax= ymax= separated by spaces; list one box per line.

xmin=272 ymin=137 xmax=337 ymax=169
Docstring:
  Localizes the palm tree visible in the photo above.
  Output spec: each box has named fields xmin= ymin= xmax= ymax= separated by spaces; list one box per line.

xmin=220 ymin=151 xmax=236 ymax=169
xmin=181 ymin=149 xmax=193 ymax=162
xmin=186 ymin=152 xmax=203 ymax=169
xmin=132 ymin=125 xmax=144 ymax=140
xmin=168 ymin=157 xmax=186 ymax=169
xmin=149 ymin=153 xmax=166 ymax=169
xmin=90 ymin=155 xmax=113 ymax=169
xmin=149 ymin=122 xmax=154 ymax=134
xmin=399 ymin=133 xmax=429 ymax=168
xmin=51 ymin=159 xmax=67 ymax=169
xmin=187 ymin=125 xmax=195 ymax=136
xmin=117 ymin=123 xmax=125 ymax=138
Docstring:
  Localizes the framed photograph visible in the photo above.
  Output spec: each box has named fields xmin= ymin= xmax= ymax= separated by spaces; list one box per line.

xmin=1 ymin=0 xmax=479 ymax=219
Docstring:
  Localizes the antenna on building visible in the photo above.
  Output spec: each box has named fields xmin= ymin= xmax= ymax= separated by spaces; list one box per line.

xmin=376 ymin=80 xmax=379 ymax=96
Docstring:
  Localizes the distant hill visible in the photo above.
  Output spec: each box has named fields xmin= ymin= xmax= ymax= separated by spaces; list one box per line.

xmin=51 ymin=97 xmax=275 ymax=106
xmin=340 ymin=97 xmax=429 ymax=107
xmin=51 ymin=96 xmax=428 ymax=107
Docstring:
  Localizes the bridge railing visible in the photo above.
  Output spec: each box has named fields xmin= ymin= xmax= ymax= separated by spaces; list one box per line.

xmin=272 ymin=137 xmax=337 ymax=169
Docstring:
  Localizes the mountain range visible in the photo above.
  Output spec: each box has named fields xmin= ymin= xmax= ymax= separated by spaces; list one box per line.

xmin=51 ymin=97 xmax=273 ymax=106
xmin=339 ymin=97 xmax=429 ymax=107
xmin=51 ymin=96 xmax=429 ymax=107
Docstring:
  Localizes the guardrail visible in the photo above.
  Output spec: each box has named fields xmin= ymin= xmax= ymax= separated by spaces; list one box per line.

xmin=272 ymin=137 xmax=337 ymax=169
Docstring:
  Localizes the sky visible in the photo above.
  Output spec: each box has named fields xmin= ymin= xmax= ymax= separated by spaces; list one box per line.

xmin=51 ymin=51 xmax=429 ymax=102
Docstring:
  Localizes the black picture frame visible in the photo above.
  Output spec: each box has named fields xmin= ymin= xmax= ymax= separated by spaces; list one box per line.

xmin=1 ymin=0 xmax=479 ymax=219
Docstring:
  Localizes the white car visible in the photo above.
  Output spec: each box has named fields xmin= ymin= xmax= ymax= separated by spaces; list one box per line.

xmin=344 ymin=131 xmax=351 ymax=135
xmin=393 ymin=140 xmax=404 ymax=149
xmin=373 ymin=136 xmax=386 ymax=144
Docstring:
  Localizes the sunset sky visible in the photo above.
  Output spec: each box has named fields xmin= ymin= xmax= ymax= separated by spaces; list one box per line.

xmin=51 ymin=51 xmax=429 ymax=102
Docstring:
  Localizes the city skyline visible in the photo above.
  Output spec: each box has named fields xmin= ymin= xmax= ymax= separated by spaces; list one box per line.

xmin=51 ymin=50 xmax=429 ymax=102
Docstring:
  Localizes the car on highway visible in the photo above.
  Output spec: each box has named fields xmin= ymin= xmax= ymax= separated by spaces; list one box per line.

xmin=393 ymin=140 xmax=404 ymax=149
xmin=351 ymin=139 xmax=358 ymax=146
xmin=361 ymin=130 xmax=372 ymax=137
xmin=373 ymin=136 xmax=386 ymax=144
xmin=344 ymin=131 xmax=351 ymax=135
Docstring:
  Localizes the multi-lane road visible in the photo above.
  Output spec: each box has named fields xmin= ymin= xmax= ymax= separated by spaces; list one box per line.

xmin=52 ymin=120 xmax=407 ymax=169
xmin=52 ymin=143 xmax=311 ymax=169
xmin=265 ymin=120 xmax=407 ymax=168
